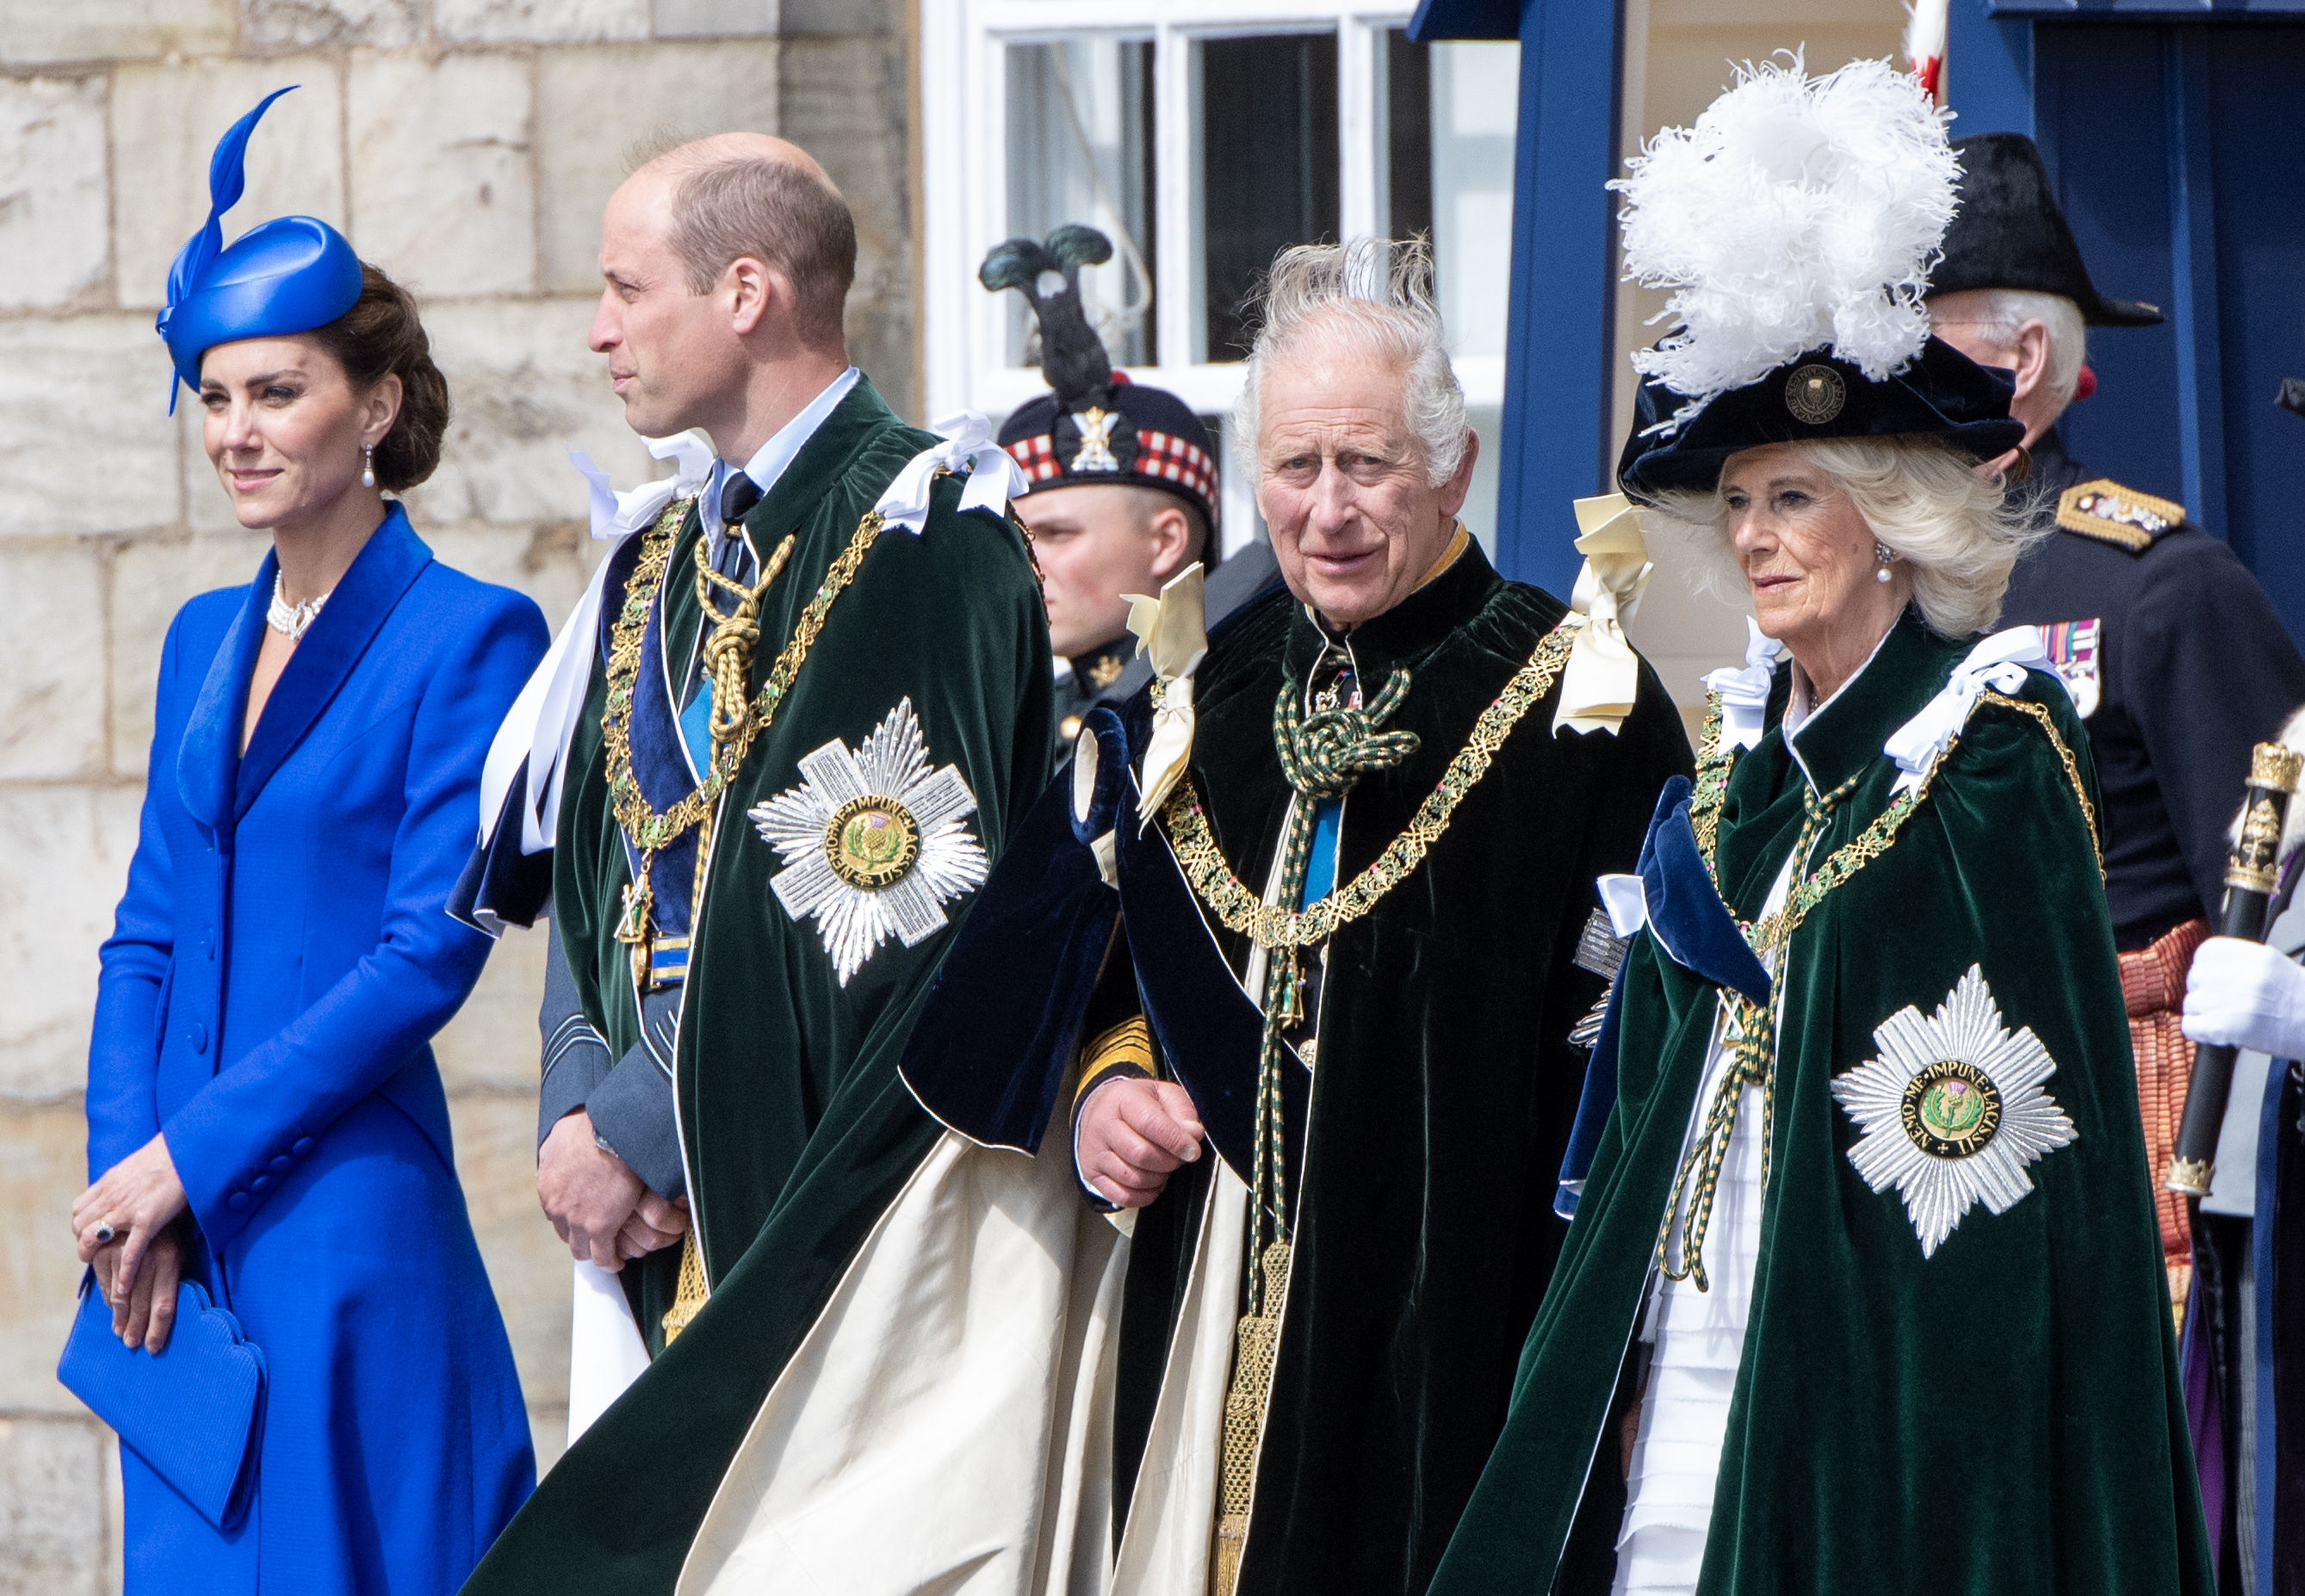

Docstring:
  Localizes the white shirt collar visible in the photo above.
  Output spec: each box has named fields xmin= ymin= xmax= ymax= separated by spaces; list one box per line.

xmin=703 ymin=366 xmax=862 ymax=541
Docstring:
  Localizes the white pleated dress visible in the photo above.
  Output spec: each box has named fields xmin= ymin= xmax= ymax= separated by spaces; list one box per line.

xmin=1609 ymin=850 xmax=1798 ymax=1596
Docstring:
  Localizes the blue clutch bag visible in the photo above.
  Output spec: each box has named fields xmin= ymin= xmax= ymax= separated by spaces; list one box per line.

xmin=57 ymin=1270 xmax=266 ymax=1531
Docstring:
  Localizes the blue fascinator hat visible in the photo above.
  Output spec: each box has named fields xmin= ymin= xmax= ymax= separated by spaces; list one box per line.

xmin=157 ymin=87 xmax=363 ymax=411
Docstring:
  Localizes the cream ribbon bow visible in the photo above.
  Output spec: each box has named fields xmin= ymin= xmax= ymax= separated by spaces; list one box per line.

xmin=1883 ymin=626 xmax=2066 ymax=795
xmin=1703 ymin=619 xmax=1787 ymax=754
xmin=872 ymin=411 xmax=1029 ymax=535
xmin=1123 ymin=563 xmax=1208 ymax=829
xmin=1552 ymin=493 xmax=1657 ymax=736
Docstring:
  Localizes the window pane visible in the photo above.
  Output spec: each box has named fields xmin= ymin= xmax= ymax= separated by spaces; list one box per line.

xmin=1381 ymin=30 xmax=1433 ymax=247
xmin=1203 ymin=412 xmax=1267 ymax=556
xmin=1428 ymin=41 xmax=1518 ymax=360
xmin=1462 ymin=404 xmax=1503 ymax=557
xmin=1196 ymin=33 xmax=1340 ymax=362
xmin=1006 ymin=40 xmax=1156 ymax=368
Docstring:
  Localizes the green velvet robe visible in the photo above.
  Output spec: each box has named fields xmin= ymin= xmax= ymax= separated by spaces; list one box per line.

xmin=1431 ymin=610 xmax=2215 ymax=1596
xmin=1111 ymin=541 xmax=1695 ymax=1593
xmin=460 ymin=379 xmax=1051 ymax=1594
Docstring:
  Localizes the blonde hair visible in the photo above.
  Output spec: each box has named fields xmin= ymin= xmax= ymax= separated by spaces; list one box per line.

xmin=1646 ymin=436 xmax=2048 ymax=638
xmin=1235 ymin=237 xmax=1468 ymax=488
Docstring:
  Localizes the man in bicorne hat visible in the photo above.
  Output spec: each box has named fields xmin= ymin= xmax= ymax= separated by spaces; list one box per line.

xmin=1927 ymin=131 xmax=2305 ymax=1317
xmin=982 ymin=226 xmax=1283 ymax=762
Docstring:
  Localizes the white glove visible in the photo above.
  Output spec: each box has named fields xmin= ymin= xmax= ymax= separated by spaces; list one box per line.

xmin=2181 ymin=936 xmax=2305 ymax=1057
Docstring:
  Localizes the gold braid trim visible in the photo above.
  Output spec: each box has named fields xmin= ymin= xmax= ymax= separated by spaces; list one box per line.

xmin=1975 ymin=689 xmax=2103 ymax=871
xmin=1074 ymin=1015 xmax=1156 ymax=1110
xmin=1687 ymin=689 xmax=1736 ymax=865
xmin=1742 ymin=768 xmax=1925 ymax=956
xmin=604 ymin=501 xmax=887 ymax=857
xmin=662 ymin=1229 xmax=709 ymax=1345
xmin=1732 ymin=688 xmax=2103 ymax=956
xmin=1160 ymin=621 xmax=1577 ymax=951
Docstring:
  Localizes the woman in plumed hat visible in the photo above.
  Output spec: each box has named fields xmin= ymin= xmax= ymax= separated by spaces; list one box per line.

xmin=1432 ymin=59 xmax=2212 ymax=1595
xmin=66 ymin=89 xmax=546 ymax=1592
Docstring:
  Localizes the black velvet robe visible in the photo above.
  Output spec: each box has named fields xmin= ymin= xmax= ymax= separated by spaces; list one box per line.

xmin=906 ymin=539 xmax=1692 ymax=1594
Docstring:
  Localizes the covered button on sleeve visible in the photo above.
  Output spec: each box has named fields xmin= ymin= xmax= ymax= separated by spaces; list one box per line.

xmin=291 ymin=1137 xmax=313 ymax=1155
xmin=226 ymin=1191 xmax=251 ymax=1212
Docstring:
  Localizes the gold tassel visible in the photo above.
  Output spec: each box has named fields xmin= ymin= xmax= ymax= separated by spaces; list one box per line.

xmin=1211 ymin=1239 xmax=1292 ymax=1596
xmin=660 ymin=1228 xmax=709 ymax=1344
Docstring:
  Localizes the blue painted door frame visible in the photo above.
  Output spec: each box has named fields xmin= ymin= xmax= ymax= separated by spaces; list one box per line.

xmin=1411 ymin=0 xmax=1625 ymax=599
xmin=1952 ymin=2 xmax=2305 ymax=640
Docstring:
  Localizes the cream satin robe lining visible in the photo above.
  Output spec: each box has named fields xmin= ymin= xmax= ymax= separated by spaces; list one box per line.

xmin=677 ymin=756 xmax=1300 ymax=1594
xmin=676 ymin=1125 xmax=1129 ymax=1596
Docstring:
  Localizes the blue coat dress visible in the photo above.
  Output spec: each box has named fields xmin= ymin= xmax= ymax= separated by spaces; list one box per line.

xmin=86 ymin=507 xmax=548 ymax=1594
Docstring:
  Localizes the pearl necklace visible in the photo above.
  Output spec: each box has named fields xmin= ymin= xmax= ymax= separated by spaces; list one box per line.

xmin=268 ymin=574 xmax=330 ymax=640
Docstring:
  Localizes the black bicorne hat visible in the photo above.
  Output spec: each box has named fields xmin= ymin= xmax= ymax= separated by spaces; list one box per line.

xmin=1930 ymin=133 xmax=2163 ymax=328
xmin=982 ymin=226 xmax=1218 ymax=532
xmin=1619 ymin=337 xmax=2025 ymax=500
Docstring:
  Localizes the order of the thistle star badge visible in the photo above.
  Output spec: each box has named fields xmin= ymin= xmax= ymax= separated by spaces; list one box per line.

xmin=751 ymin=699 xmax=988 ymax=985
xmin=1830 ymin=965 xmax=2077 ymax=1258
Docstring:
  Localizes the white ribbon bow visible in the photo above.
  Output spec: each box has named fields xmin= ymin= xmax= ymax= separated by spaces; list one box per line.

xmin=872 ymin=411 xmax=1029 ymax=535
xmin=1882 ymin=626 xmax=2067 ymax=794
xmin=569 ymin=430 xmax=715 ymax=541
xmin=1554 ymin=494 xmax=1657 ymax=737
xmin=472 ymin=436 xmax=716 ymax=901
xmin=1703 ymin=618 xmax=1787 ymax=753
xmin=1123 ymin=563 xmax=1208 ymax=829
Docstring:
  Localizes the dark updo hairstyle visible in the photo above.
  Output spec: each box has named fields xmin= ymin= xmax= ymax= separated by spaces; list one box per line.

xmin=305 ymin=263 xmax=450 ymax=492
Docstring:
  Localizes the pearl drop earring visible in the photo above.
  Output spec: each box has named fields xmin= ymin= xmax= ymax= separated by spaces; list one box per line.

xmin=1874 ymin=540 xmax=1894 ymax=584
xmin=362 ymin=444 xmax=375 ymax=490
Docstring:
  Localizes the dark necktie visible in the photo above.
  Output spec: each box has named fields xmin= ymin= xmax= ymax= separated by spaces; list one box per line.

xmin=685 ymin=472 xmax=765 ymax=708
xmin=721 ymin=470 xmax=762 ymax=527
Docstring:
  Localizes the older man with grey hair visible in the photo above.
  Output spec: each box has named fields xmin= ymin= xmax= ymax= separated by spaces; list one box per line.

xmin=899 ymin=238 xmax=1692 ymax=1596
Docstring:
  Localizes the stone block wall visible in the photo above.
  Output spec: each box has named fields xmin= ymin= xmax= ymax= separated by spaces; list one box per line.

xmin=0 ymin=3 xmax=916 ymax=1591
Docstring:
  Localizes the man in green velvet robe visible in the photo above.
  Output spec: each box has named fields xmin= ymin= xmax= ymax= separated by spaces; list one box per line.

xmin=899 ymin=238 xmax=1692 ymax=1596
xmin=450 ymin=134 xmax=1050 ymax=1593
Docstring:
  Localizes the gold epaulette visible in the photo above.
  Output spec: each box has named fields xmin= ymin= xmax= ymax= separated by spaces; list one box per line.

xmin=2056 ymin=478 xmax=2186 ymax=553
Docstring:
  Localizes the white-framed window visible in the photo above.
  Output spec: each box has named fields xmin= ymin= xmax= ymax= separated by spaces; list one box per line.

xmin=920 ymin=2 xmax=1520 ymax=557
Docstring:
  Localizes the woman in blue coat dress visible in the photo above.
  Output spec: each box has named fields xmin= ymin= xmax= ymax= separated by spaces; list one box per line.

xmin=68 ymin=90 xmax=547 ymax=1593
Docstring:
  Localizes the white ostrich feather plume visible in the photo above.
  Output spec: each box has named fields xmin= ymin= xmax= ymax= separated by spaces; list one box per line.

xmin=1614 ymin=53 xmax=1960 ymax=430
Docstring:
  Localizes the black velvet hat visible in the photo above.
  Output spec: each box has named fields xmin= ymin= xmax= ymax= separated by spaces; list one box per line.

xmin=982 ymin=226 xmax=1218 ymax=532
xmin=1930 ymin=133 xmax=2163 ymax=328
xmin=1618 ymin=337 xmax=2025 ymax=499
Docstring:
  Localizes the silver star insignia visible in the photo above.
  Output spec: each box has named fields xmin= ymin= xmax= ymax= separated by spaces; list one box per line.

xmin=749 ymin=699 xmax=988 ymax=985
xmin=1830 ymin=965 xmax=2078 ymax=1259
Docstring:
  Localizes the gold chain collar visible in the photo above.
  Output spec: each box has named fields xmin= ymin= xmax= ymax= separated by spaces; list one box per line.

xmin=1660 ymin=671 xmax=2098 ymax=1295
xmin=1161 ymin=621 xmax=1576 ymax=950
xmin=599 ymin=495 xmax=888 ymax=967
xmin=1685 ymin=681 xmax=2099 ymax=957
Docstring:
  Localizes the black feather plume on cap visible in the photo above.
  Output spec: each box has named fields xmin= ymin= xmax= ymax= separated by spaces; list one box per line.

xmin=980 ymin=224 xmax=1116 ymax=405
xmin=981 ymin=225 xmax=1221 ymax=535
